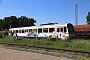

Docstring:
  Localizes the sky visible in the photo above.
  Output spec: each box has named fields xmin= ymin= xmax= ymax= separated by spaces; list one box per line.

xmin=0 ymin=0 xmax=90 ymax=26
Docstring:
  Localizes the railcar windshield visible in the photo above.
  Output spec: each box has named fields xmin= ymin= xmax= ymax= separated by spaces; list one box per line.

xmin=67 ymin=23 xmax=74 ymax=32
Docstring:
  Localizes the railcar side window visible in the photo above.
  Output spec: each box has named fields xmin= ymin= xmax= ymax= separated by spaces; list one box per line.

xmin=64 ymin=27 xmax=66 ymax=32
xmin=22 ymin=30 xmax=24 ymax=33
xmin=16 ymin=30 xmax=18 ymax=33
xmin=19 ymin=30 xmax=21 ymax=33
xmin=57 ymin=28 xmax=63 ymax=32
xmin=57 ymin=28 xmax=59 ymax=32
xmin=29 ymin=29 xmax=32 ymax=32
xmin=61 ymin=28 xmax=63 ymax=32
xmin=33 ymin=29 xmax=37 ymax=33
xmin=13 ymin=30 xmax=16 ymax=33
xmin=43 ymin=28 xmax=48 ymax=33
xmin=49 ymin=28 xmax=54 ymax=32
xmin=25 ymin=29 xmax=28 ymax=32
xmin=38 ymin=28 xmax=42 ymax=33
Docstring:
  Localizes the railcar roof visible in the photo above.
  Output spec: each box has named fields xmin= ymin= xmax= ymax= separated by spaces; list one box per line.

xmin=9 ymin=23 xmax=71 ymax=30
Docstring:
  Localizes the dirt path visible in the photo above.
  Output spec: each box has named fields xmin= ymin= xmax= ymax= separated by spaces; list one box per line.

xmin=0 ymin=46 xmax=71 ymax=60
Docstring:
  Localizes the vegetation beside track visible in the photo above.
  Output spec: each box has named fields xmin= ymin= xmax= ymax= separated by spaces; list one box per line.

xmin=0 ymin=37 xmax=90 ymax=52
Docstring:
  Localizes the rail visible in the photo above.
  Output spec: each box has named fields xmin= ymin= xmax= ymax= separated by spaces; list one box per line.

xmin=0 ymin=42 xmax=90 ymax=55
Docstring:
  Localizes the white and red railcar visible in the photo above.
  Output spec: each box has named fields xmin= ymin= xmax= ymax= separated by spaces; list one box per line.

xmin=9 ymin=22 xmax=74 ymax=40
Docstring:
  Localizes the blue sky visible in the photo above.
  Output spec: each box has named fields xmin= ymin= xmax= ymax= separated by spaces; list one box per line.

xmin=0 ymin=0 xmax=90 ymax=26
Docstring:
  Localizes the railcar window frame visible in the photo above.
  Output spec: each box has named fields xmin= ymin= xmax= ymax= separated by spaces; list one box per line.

xmin=13 ymin=30 xmax=16 ymax=33
xmin=61 ymin=28 xmax=63 ymax=32
xmin=33 ymin=29 xmax=37 ymax=33
xmin=57 ymin=28 xmax=59 ymax=32
xmin=38 ymin=28 xmax=42 ymax=33
xmin=49 ymin=28 xmax=54 ymax=32
xmin=29 ymin=29 xmax=32 ymax=32
xmin=22 ymin=30 xmax=24 ymax=33
xmin=57 ymin=27 xmax=63 ymax=32
xmin=25 ymin=29 xmax=28 ymax=32
xmin=16 ymin=30 xmax=18 ymax=33
xmin=64 ymin=27 xmax=66 ymax=32
xmin=19 ymin=30 xmax=21 ymax=33
xmin=43 ymin=28 xmax=48 ymax=33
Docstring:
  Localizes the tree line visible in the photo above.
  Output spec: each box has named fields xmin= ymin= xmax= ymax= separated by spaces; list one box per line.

xmin=0 ymin=11 xmax=90 ymax=31
xmin=0 ymin=16 xmax=36 ymax=31
xmin=86 ymin=11 xmax=90 ymax=24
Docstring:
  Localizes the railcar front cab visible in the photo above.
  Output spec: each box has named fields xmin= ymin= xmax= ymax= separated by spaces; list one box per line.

xmin=52 ymin=23 xmax=74 ymax=40
xmin=67 ymin=23 xmax=75 ymax=39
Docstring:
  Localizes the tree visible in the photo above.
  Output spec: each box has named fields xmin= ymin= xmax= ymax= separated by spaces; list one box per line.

xmin=10 ymin=16 xmax=19 ymax=28
xmin=0 ymin=19 xmax=3 ymax=31
xmin=18 ymin=16 xmax=36 ymax=27
xmin=29 ymin=18 xmax=37 ymax=26
xmin=86 ymin=11 xmax=90 ymax=24
xmin=3 ymin=16 xmax=19 ymax=30
xmin=1 ymin=16 xmax=37 ymax=30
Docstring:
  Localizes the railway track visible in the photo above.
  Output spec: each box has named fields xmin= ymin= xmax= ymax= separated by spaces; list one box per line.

xmin=0 ymin=42 xmax=90 ymax=55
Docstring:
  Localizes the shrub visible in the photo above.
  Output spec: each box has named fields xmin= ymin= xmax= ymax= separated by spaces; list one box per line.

xmin=3 ymin=32 xmax=8 ymax=37
xmin=10 ymin=31 xmax=13 ymax=36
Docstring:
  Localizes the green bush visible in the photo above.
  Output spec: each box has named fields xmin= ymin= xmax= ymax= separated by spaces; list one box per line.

xmin=10 ymin=31 xmax=13 ymax=36
xmin=3 ymin=32 xmax=8 ymax=37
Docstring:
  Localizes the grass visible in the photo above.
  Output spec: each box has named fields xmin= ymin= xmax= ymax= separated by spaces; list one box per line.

xmin=0 ymin=37 xmax=90 ymax=52
xmin=1 ymin=37 xmax=90 ymax=60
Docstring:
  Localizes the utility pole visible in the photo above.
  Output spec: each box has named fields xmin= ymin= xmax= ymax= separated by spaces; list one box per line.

xmin=75 ymin=3 xmax=78 ymax=25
